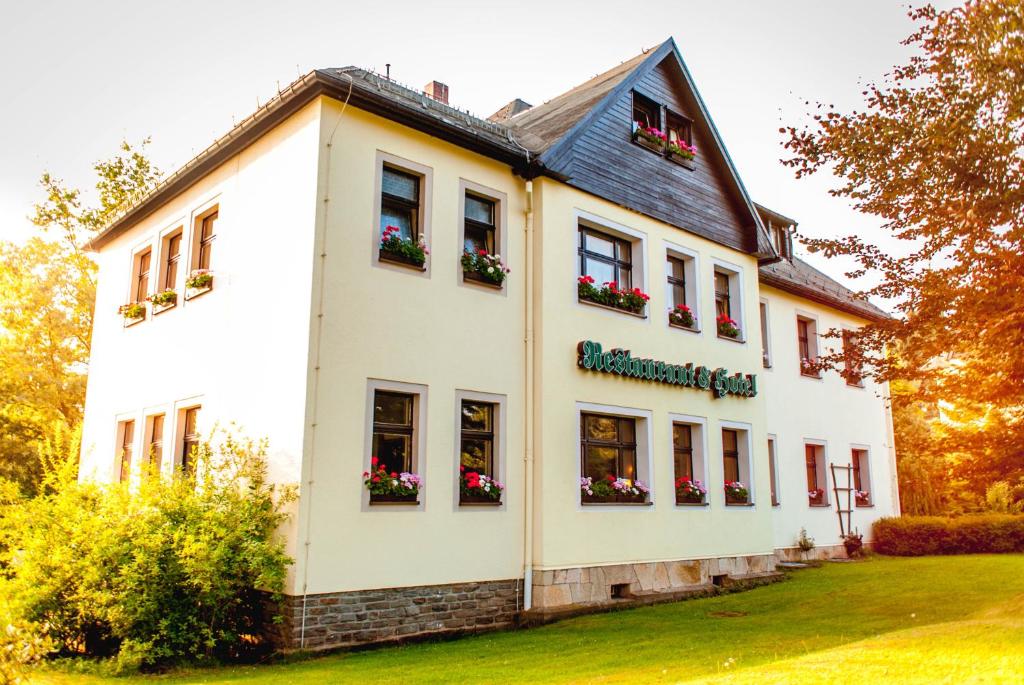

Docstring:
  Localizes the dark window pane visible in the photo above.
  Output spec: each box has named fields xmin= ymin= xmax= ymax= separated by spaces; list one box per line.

xmin=382 ymin=168 xmax=418 ymax=201
xmin=668 ymin=256 xmax=685 ymax=280
xmin=374 ymin=392 xmax=412 ymax=426
xmin=723 ymin=429 xmax=738 ymax=453
xmin=586 ymin=415 xmax=619 ymax=441
xmin=381 ymin=204 xmax=414 ymax=241
xmin=672 ymin=284 xmax=686 ymax=308
xmin=464 ymin=225 xmax=493 ymax=254
xmin=461 ymin=402 xmax=492 ymax=432
xmin=618 ymin=418 xmax=635 ymax=443
xmin=465 ymin=195 xmax=494 ymax=224
xmin=673 ymin=424 xmax=691 ymax=450
xmin=584 ymin=446 xmax=618 ymax=481
xmin=373 ymin=433 xmax=411 ymax=474
xmin=724 ymin=456 xmax=740 ymax=483
xmin=460 ymin=437 xmax=492 ymax=473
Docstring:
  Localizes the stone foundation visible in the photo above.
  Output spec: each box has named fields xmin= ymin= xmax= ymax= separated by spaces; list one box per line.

xmin=271 ymin=578 xmax=521 ymax=651
xmin=531 ymin=553 xmax=777 ymax=609
xmin=774 ymin=543 xmax=849 ymax=562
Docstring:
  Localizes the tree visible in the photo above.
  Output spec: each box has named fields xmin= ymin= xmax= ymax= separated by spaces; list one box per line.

xmin=782 ymin=1 xmax=1024 ymax=500
xmin=0 ymin=140 xmax=159 ymax=494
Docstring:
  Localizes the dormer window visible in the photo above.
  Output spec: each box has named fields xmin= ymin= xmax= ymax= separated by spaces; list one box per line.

xmin=631 ymin=91 xmax=660 ymax=130
xmin=773 ymin=225 xmax=792 ymax=261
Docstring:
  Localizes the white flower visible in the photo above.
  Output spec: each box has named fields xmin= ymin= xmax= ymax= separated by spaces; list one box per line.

xmin=487 ymin=267 xmax=494 ymax=273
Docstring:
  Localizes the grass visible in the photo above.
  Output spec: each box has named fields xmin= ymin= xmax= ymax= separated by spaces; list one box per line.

xmin=38 ymin=555 xmax=1024 ymax=684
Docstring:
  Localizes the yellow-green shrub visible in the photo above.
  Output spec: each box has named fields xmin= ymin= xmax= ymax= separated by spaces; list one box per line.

xmin=0 ymin=431 xmax=295 ymax=672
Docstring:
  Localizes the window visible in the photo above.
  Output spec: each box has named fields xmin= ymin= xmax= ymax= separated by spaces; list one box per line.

xmin=372 ymin=391 xmax=415 ymax=475
xmin=581 ymin=413 xmax=637 ymax=482
xmin=196 ymin=211 xmax=217 ymax=271
xmin=148 ymin=414 xmax=164 ymax=473
xmin=666 ymin=110 xmax=692 ymax=147
xmin=631 ymin=91 xmax=660 ymax=130
xmin=664 ymin=246 xmax=699 ymax=330
xmin=578 ymin=225 xmax=632 ymax=289
xmin=673 ymin=423 xmax=694 ymax=480
xmin=723 ymin=429 xmax=740 ymax=483
xmin=667 ymin=255 xmax=686 ymax=308
xmin=843 ymin=330 xmax=864 ymax=386
xmin=805 ymin=443 xmax=828 ymax=505
xmin=852 ymin=448 xmax=871 ymax=505
xmin=760 ymin=301 xmax=772 ymax=368
xmin=463 ymin=194 xmax=495 ymax=255
xmin=721 ymin=424 xmax=753 ymax=505
xmin=772 ymin=226 xmax=792 ymax=261
xmin=767 ymin=437 xmax=779 ymax=506
xmin=117 ymin=420 xmax=135 ymax=483
xmin=133 ymin=249 xmax=151 ymax=303
xmin=181 ymin=407 xmax=200 ymax=476
xmin=380 ymin=166 xmax=420 ymax=244
xmin=714 ymin=272 xmax=731 ymax=319
xmin=163 ymin=231 xmax=182 ymax=291
xmin=460 ymin=400 xmax=495 ymax=476
xmin=797 ymin=316 xmax=820 ymax=377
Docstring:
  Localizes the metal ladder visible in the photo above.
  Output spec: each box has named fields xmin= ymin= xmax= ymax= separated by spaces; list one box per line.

xmin=830 ymin=463 xmax=854 ymax=538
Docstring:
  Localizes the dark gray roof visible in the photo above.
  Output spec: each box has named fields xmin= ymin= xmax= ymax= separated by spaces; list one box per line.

xmin=507 ymin=50 xmax=651 ymax=153
xmin=759 ymin=256 xmax=889 ymax=321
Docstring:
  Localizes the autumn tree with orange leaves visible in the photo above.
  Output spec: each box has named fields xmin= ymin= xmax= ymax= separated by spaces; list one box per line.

xmin=782 ymin=1 xmax=1024 ymax=510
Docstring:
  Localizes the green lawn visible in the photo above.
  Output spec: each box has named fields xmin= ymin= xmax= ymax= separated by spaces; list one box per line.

xmin=39 ymin=555 xmax=1024 ymax=684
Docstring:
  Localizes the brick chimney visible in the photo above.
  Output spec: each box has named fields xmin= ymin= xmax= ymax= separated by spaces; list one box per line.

xmin=423 ymin=81 xmax=449 ymax=105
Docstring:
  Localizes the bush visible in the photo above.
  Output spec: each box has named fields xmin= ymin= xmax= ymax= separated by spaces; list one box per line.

xmin=0 ymin=430 xmax=296 ymax=672
xmin=873 ymin=514 xmax=1024 ymax=556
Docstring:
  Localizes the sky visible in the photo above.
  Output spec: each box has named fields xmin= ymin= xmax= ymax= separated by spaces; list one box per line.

xmin=0 ymin=0 xmax=959 ymax=295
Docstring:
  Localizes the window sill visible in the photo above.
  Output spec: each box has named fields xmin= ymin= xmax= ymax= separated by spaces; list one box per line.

xmin=579 ymin=298 xmax=647 ymax=319
xmin=675 ymin=501 xmax=709 ymax=507
xmin=717 ymin=334 xmax=745 ymax=344
xmin=582 ymin=501 xmax=654 ymax=507
xmin=459 ymin=500 xmax=502 ymax=507
xmin=122 ymin=315 xmax=145 ymax=328
xmin=378 ymin=250 xmax=427 ymax=271
xmin=666 ymin=152 xmax=695 ymax=170
xmin=808 ymin=503 xmax=831 ymax=508
xmin=462 ymin=271 xmax=504 ymax=290
xmin=369 ymin=495 xmax=420 ymax=505
xmin=856 ymin=503 xmax=874 ymax=508
xmin=771 ymin=502 xmax=781 ymax=507
xmin=631 ymin=135 xmax=664 ymax=155
xmin=668 ymin=322 xmax=700 ymax=334
xmin=800 ymin=371 xmax=822 ymax=380
xmin=725 ymin=502 xmax=755 ymax=507
xmin=184 ymin=284 xmax=212 ymax=301
xmin=152 ymin=301 xmax=177 ymax=316
xmin=846 ymin=382 xmax=866 ymax=389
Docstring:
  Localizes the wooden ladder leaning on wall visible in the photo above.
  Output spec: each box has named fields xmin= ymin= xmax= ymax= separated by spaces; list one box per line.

xmin=830 ymin=463 xmax=854 ymax=539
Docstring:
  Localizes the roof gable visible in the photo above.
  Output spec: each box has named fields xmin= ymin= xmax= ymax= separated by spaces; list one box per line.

xmin=511 ymin=39 xmax=776 ymax=259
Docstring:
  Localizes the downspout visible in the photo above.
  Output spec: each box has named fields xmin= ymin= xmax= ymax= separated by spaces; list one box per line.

xmin=522 ymin=177 xmax=536 ymax=611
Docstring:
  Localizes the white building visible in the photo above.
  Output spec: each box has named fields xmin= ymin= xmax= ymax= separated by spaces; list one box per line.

xmin=79 ymin=38 xmax=898 ymax=651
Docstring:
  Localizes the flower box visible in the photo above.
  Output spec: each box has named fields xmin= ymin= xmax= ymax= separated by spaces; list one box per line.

xmin=632 ymin=122 xmax=666 ymax=154
xmin=184 ymin=270 xmax=213 ymax=300
xmin=577 ymin=276 xmax=649 ymax=316
xmin=717 ymin=314 xmax=741 ymax=339
xmin=463 ymin=270 xmax=503 ymax=288
xmin=808 ymin=489 xmax=826 ymax=506
xmin=364 ymin=458 xmax=421 ymax=505
xmin=855 ymin=490 xmax=871 ymax=507
xmin=675 ymin=477 xmax=707 ymax=505
xmin=148 ymin=289 xmax=177 ymax=314
xmin=459 ymin=468 xmax=503 ymax=506
xmin=380 ymin=225 xmax=428 ymax=269
xmin=724 ymin=481 xmax=749 ymax=505
xmin=459 ymin=493 xmax=502 ymax=506
xmin=461 ymin=250 xmax=508 ymax=287
xmin=580 ymin=475 xmax=649 ymax=505
xmin=666 ymin=138 xmax=697 ymax=169
xmin=118 ymin=302 xmax=146 ymax=326
xmin=369 ymin=493 xmax=419 ymax=504
xmin=668 ymin=305 xmax=696 ymax=329
xmin=667 ymin=151 xmax=696 ymax=169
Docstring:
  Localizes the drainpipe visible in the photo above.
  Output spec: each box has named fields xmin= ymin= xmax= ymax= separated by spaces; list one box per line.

xmin=522 ymin=178 xmax=536 ymax=611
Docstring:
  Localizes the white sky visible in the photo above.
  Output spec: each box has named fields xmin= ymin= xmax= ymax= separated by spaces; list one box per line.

xmin=0 ymin=0 xmax=958 ymax=296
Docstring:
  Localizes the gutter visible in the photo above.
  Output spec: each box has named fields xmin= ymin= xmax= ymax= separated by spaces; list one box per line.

xmin=522 ymin=179 xmax=536 ymax=610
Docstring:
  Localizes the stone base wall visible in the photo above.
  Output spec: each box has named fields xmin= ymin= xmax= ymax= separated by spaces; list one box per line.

xmin=531 ymin=553 xmax=777 ymax=609
xmin=271 ymin=579 xmax=521 ymax=651
xmin=774 ymin=543 xmax=848 ymax=562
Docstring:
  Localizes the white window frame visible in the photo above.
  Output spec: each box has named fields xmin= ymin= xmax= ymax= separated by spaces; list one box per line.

xmin=142 ymin=408 xmax=171 ymax=479
xmin=720 ymin=420 xmax=754 ymax=507
xmin=574 ymin=209 xmax=649 ymax=322
xmin=125 ymin=239 xmax=154 ymax=324
xmin=154 ymin=221 xmax=185 ymax=308
xmin=113 ymin=413 xmax=139 ymax=483
xmin=804 ymin=438 xmax=830 ymax=507
xmin=363 ymin=379 xmax=428 ymax=511
xmin=759 ymin=298 xmax=773 ymax=368
xmin=372 ymin=151 xmax=433 ymax=278
xmin=711 ymin=258 xmax=747 ymax=343
xmin=453 ymin=390 xmax=507 ymax=510
xmin=663 ymin=240 xmax=701 ymax=334
xmin=575 ymin=401 xmax=655 ymax=510
xmin=796 ymin=310 xmax=822 ymax=379
xmin=457 ymin=179 xmax=508 ymax=295
xmin=172 ymin=396 xmax=204 ymax=474
xmin=669 ymin=413 xmax=709 ymax=509
xmin=851 ymin=444 xmax=873 ymax=506
xmin=767 ymin=434 xmax=780 ymax=506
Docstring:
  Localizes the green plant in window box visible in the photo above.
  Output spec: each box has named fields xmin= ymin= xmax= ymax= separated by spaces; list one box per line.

xmin=717 ymin=313 xmax=740 ymax=339
xmin=461 ymin=249 xmax=509 ymax=286
xmin=185 ymin=269 xmax=213 ymax=290
xmin=459 ymin=466 xmax=504 ymax=504
xmin=580 ymin=475 xmax=650 ymax=503
xmin=577 ymin=276 xmax=650 ymax=315
xmin=808 ymin=487 xmax=826 ymax=505
xmin=724 ymin=480 xmax=749 ymax=504
xmin=380 ymin=225 xmax=428 ymax=268
xmin=669 ymin=304 xmax=695 ymax=328
xmin=667 ymin=137 xmax=697 ymax=161
xmin=363 ymin=457 xmax=421 ymax=503
xmin=118 ymin=302 xmax=145 ymax=320
xmin=147 ymin=289 xmax=177 ymax=307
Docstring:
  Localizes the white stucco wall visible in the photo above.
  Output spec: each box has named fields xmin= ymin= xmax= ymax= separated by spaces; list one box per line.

xmin=759 ymin=285 xmax=899 ymax=551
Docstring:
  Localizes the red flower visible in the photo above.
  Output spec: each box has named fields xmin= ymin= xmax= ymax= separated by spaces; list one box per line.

xmin=391 ymin=472 xmax=398 ymax=478
xmin=478 ymin=248 xmax=488 ymax=256
xmin=606 ymin=474 xmax=616 ymax=482
xmin=460 ymin=465 xmax=466 ymax=472
xmin=362 ymin=471 xmax=369 ymax=478
xmin=371 ymin=456 xmax=379 ymax=466
xmin=372 ymin=476 xmax=381 ymax=483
